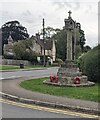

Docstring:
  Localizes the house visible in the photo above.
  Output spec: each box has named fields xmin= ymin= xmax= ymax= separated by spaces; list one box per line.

xmin=3 ymin=35 xmax=14 ymax=58
xmin=31 ymin=33 xmax=56 ymax=64
xmin=3 ymin=33 xmax=56 ymax=64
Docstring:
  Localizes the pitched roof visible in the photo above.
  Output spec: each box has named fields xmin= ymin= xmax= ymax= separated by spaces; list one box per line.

xmin=30 ymin=35 xmax=54 ymax=50
xmin=34 ymin=37 xmax=53 ymax=50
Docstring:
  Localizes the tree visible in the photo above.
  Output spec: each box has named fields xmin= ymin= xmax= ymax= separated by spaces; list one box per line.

xmin=79 ymin=30 xmax=86 ymax=52
xmin=40 ymin=26 xmax=60 ymax=39
xmin=52 ymin=29 xmax=67 ymax=61
xmin=84 ymin=45 xmax=91 ymax=52
xmin=45 ymin=26 xmax=55 ymax=38
xmin=1 ymin=20 xmax=29 ymax=54
xmin=52 ymin=28 xmax=86 ymax=61
xmin=13 ymin=39 xmax=39 ymax=63
xmin=13 ymin=41 xmax=26 ymax=60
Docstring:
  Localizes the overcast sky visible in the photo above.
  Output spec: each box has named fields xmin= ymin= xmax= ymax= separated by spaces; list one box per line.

xmin=0 ymin=0 xmax=99 ymax=47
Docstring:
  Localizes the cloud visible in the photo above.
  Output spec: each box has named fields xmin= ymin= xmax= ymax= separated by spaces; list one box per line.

xmin=20 ymin=10 xmax=35 ymax=23
xmin=52 ymin=1 xmax=80 ymax=11
xmin=64 ymin=2 xmax=80 ymax=10
xmin=0 ymin=0 xmax=98 ymax=47
xmin=86 ymin=34 xmax=98 ymax=47
xmin=1 ymin=11 xmax=14 ymax=25
xmin=22 ymin=10 xmax=32 ymax=16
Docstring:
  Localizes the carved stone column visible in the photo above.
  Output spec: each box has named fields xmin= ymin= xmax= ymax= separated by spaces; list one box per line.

xmin=66 ymin=30 xmax=73 ymax=60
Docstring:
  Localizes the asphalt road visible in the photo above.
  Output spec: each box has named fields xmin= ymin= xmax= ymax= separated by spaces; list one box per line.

xmin=2 ymin=101 xmax=79 ymax=118
xmin=1 ymin=67 xmax=58 ymax=79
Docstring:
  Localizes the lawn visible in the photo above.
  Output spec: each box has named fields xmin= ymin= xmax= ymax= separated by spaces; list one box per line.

xmin=20 ymin=77 xmax=99 ymax=102
xmin=0 ymin=65 xmax=48 ymax=70
xmin=0 ymin=65 xmax=20 ymax=70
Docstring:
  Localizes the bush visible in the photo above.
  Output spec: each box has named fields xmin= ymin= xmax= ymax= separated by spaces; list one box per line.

xmin=51 ymin=62 xmax=59 ymax=67
xmin=55 ymin=58 xmax=63 ymax=65
xmin=51 ymin=58 xmax=63 ymax=67
xmin=78 ymin=45 xmax=100 ymax=83
xmin=23 ymin=50 xmax=38 ymax=64
xmin=13 ymin=41 xmax=26 ymax=60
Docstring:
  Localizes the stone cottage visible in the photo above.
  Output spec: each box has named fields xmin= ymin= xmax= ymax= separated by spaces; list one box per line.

xmin=30 ymin=34 xmax=56 ymax=64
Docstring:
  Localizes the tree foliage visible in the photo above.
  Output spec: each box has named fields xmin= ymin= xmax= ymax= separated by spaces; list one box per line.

xmin=13 ymin=39 xmax=39 ymax=63
xmin=50 ymin=27 xmax=86 ymax=61
xmin=40 ymin=26 xmax=57 ymax=39
xmin=1 ymin=20 xmax=29 ymax=54
xmin=52 ymin=29 xmax=67 ymax=61
xmin=13 ymin=41 xmax=26 ymax=60
xmin=45 ymin=26 xmax=55 ymax=38
xmin=79 ymin=30 xmax=86 ymax=52
xmin=84 ymin=45 xmax=91 ymax=52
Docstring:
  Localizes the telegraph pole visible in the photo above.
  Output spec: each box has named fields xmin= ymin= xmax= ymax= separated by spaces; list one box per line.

xmin=43 ymin=18 xmax=46 ymax=67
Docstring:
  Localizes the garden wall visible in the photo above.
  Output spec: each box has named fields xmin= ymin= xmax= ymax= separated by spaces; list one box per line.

xmin=1 ymin=59 xmax=31 ymax=66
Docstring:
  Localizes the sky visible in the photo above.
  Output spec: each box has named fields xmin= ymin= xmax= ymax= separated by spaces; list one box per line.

xmin=0 ymin=0 xmax=99 ymax=47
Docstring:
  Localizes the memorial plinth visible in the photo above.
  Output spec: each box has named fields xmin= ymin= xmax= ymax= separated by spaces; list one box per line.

xmin=43 ymin=60 xmax=95 ymax=87
xmin=56 ymin=60 xmax=95 ymax=86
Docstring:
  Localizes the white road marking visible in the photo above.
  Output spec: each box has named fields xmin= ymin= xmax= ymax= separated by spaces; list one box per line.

xmin=0 ymin=76 xmax=21 ymax=80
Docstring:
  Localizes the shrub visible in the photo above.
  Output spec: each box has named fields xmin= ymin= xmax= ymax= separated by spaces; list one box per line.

xmin=55 ymin=58 xmax=63 ymax=65
xmin=78 ymin=45 xmax=100 ymax=83
xmin=51 ymin=62 xmax=59 ymax=67
xmin=51 ymin=58 xmax=63 ymax=67
xmin=13 ymin=41 xmax=26 ymax=60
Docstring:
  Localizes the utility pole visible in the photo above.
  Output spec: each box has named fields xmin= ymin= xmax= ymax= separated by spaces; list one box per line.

xmin=43 ymin=18 xmax=46 ymax=67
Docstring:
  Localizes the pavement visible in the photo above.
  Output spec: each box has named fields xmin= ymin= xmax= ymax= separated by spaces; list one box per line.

xmin=1 ymin=75 xmax=100 ymax=116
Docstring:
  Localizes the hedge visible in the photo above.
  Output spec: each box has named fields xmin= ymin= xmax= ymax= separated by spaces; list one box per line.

xmin=78 ymin=45 xmax=100 ymax=83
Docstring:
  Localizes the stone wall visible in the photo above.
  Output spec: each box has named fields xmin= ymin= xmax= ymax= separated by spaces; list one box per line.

xmin=1 ymin=59 xmax=31 ymax=66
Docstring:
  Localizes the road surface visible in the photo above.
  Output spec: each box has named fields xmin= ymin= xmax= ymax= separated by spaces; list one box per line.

xmin=1 ymin=67 xmax=58 ymax=79
xmin=1 ymin=99 xmax=80 ymax=118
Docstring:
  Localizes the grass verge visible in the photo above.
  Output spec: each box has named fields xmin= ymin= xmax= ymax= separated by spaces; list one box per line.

xmin=20 ymin=77 xmax=99 ymax=102
xmin=0 ymin=65 xmax=50 ymax=70
xmin=0 ymin=65 xmax=20 ymax=70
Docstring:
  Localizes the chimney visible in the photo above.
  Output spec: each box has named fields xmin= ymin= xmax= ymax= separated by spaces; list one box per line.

xmin=36 ymin=33 xmax=40 ymax=40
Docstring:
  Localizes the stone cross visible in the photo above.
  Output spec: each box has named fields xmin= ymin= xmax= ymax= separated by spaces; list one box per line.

xmin=68 ymin=10 xmax=72 ymax=18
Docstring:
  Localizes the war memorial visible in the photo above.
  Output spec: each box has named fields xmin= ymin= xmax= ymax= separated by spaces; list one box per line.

xmin=44 ymin=11 xmax=95 ymax=87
